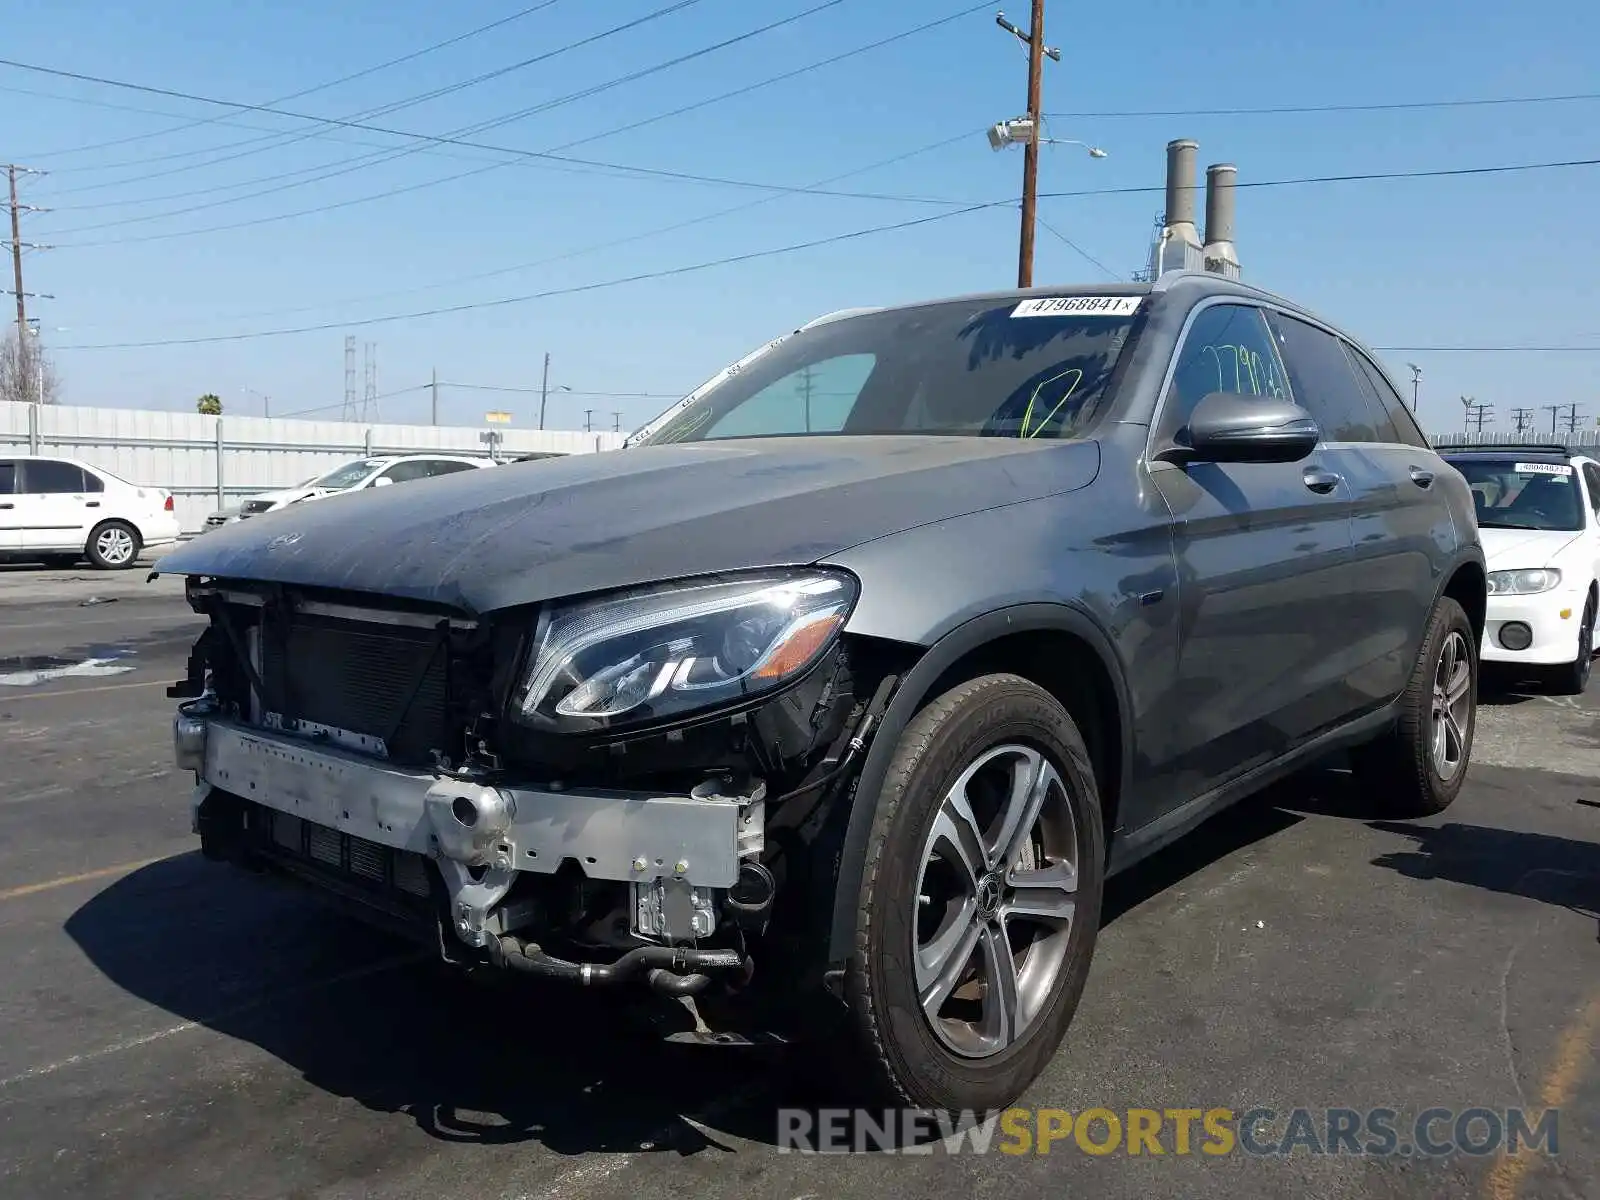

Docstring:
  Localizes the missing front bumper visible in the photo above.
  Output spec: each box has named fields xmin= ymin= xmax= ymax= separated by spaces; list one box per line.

xmin=178 ymin=715 xmax=754 ymax=952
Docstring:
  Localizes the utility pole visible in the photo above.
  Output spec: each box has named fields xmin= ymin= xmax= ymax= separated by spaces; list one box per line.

xmin=343 ymin=335 xmax=356 ymax=420
xmin=583 ymin=409 xmax=593 ymax=433
xmin=1561 ymin=403 xmax=1585 ymax=434
xmin=1461 ymin=395 xmax=1492 ymax=433
xmin=4 ymin=164 xmax=51 ymax=404
xmin=1543 ymin=404 xmax=1562 ymax=436
xmin=431 ymin=367 xmax=439 ymax=426
xmin=612 ymin=411 xmax=621 ymax=432
xmin=995 ymin=4 xmax=1058 ymax=288
xmin=1510 ymin=406 xmax=1534 ymax=434
xmin=538 ymin=352 xmax=551 ymax=430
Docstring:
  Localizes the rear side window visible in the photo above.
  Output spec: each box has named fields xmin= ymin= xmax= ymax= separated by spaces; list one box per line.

xmin=0 ymin=461 xmax=15 ymax=494
xmin=379 ymin=460 xmax=434 ymax=484
xmin=80 ymin=468 xmax=106 ymax=493
xmin=1159 ymin=303 xmax=1291 ymax=441
xmin=1265 ymin=312 xmax=1383 ymax=442
xmin=426 ymin=460 xmax=477 ymax=476
xmin=1344 ymin=345 xmax=1429 ymax=447
xmin=24 ymin=460 xmax=88 ymax=493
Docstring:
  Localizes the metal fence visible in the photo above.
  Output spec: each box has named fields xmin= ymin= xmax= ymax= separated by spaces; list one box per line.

xmin=1427 ymin=429 xmax=1600 ymax=448
xmin=0 ymin=401 xmax=627 ymax=534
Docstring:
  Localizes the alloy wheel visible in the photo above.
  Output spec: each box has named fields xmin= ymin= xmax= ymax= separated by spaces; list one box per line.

xmin=912 ymin=743 xmax=1079 ymax=1059
xmin=1430 ymin=630 xmax=1472 ymax=781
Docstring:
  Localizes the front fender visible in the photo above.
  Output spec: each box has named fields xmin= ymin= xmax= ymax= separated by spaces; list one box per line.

xmin=821 ymin=601 xmax=1133 ymax=968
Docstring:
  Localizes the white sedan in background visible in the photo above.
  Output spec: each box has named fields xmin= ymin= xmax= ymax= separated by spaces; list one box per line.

xmin=1442 ymin=444 xmax=1600 ymax=693
xmin=234 ymin=453 xmax=496 ymax=520
xmin=0 ymin=454 xmax=181 ymax=569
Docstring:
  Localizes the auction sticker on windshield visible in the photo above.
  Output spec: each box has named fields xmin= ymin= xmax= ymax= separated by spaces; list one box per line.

xmin=1012 ymin=296 xmax=1143 ymax=318
xmin=1513 ymin=462 xmax=1573 ymax=475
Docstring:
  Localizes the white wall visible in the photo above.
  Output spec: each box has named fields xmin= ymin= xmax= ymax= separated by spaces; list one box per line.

xmin=0 ymin=401 xmax=626 ymax=534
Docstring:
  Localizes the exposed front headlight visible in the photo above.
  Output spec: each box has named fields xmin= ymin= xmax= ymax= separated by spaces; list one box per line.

xmin=513 ymin=570 xmax=858 ymax=732
xmin=1487 ymin=568 xmax=1562 ymax=595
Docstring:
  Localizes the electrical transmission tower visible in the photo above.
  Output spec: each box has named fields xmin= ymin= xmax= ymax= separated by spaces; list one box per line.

xmin=3 ymin=163 xmax=54 ymax=404
xmin=1542 ymin=404 xmax=1564 ymax=436
xmin=342 ymin=335 xmax=357 ymax=421
xmin=1509 ymin=406 xmax=1534 ymax=434
xmin=362 ymin=342 xmax=376 ymax=422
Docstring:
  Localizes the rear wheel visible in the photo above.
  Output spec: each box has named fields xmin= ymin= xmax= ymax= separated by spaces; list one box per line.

xmin=85 ymin=520 xmax=141 ymax=570
xmin=1545 ymin=591 xmax=1595 ymax=696
xmin=837 ymin=673 xmax=1105 ymax=1114
xmin=1350 ymin=596 xmax=1476 ymax=817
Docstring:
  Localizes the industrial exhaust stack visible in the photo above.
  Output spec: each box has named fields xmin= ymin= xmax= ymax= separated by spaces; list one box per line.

xmin=1203 ymin=163 xmax=1240 ymax=279
xmin=1149 ymin=139 xmax=1204 ymax=277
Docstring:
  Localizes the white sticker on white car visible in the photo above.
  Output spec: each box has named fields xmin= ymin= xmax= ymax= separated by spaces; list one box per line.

xmin=1011 ymin=296 xmax=1143 ymax=318
xmin=1513 ymin=462 xmax=1573 ymax=475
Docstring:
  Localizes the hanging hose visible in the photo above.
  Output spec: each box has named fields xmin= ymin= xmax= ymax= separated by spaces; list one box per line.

xmin=488 ymin=935 xmax=746 ymax=992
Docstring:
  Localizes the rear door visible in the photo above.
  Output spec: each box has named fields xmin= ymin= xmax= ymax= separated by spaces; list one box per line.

xmin=1265 ymin=313 xmax=1448 ymax=715
xmin=0 ymin=460 xmax=19 ymax=549
xmin=16 ymin=459 xmax=94 ymax=550
xmin=1145 ymin=300 xmax=1357 ymax=805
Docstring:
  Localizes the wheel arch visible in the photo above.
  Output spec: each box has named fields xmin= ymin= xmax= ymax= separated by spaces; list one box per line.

xmin=1438 ymin=553 xmax=1487 ymax=646
xmin=825 ymin=603 xmax=1133 ymax=965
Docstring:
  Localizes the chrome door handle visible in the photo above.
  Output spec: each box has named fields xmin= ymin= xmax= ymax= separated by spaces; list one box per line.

xmin=1409 ymin=466 xmax=1435 ymax=488
xmin=1303 ymin=467 xmax=1342 ymax=494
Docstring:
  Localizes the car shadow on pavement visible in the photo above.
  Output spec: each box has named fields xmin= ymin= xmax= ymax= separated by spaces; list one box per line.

xmin=62 ymin=787 xmax=1321 ymax=1157
xmin=1366 ymin=820 xmax=1600 ymax=938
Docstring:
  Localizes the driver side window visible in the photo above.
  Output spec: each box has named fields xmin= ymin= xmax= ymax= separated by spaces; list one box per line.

xmin=1159 ymin=304 xmax=1290 ymax=443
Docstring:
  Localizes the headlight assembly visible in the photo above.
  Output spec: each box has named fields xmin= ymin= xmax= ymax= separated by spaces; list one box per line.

xmin=514 ymin=570 xmax=858 ymax=732
xmin=1487 ymin=568 xmax=1562 ymax=595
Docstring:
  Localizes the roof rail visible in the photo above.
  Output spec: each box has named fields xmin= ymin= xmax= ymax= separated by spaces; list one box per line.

xmin=1433 ymin=440 xmax=1570 ymax=455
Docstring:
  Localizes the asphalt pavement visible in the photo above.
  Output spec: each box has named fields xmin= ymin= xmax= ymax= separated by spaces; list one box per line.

xmin=1 ymin=561 xmax=1595 ymax=1200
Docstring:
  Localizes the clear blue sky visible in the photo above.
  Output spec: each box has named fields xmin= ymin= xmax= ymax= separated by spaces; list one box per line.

xmin=6 ymin=0 xmax=1597 ymax=434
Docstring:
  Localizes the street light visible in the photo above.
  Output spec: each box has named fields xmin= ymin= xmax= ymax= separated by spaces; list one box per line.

xmin=986 ymin=118 xmax=1105 ymax=158
xmin=1406 ymin=363 xmax=1422 ymax=411
xmin=241 ymin=386 xmax=270 ymax=417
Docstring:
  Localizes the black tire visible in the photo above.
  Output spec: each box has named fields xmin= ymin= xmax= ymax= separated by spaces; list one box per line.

xmin=1544 ymin=591 xmax=1595 ymax=696
xmin=84 ymin=520 xmax=142 ymax=570
xmin=1349 ymin=596 xmax=1477 ymax=818
xmin=837 ymin=673 xmax=1105 ymax=1114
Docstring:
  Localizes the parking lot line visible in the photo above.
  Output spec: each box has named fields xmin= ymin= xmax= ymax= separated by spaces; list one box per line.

xmin=0 ymin=952 xmax=427 ymax=1091
xmin=0 ymin=678 xmax=170 ymax=701
xmin=1483 ymin=988 xmax=1600 ymax=1200
xmin=0 ymin=856 xmax=164 ymax=902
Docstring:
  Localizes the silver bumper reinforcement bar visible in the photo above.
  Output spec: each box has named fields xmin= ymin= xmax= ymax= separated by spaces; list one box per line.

xmin=175 ymin=706 xmax=748 ymax=948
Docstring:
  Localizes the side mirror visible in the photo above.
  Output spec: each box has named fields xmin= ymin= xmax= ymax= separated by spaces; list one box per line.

xmin=372 ymin=476 xmax=394 ymax=487
xmin=1162 ymin=392 xmax=1320 ymax=465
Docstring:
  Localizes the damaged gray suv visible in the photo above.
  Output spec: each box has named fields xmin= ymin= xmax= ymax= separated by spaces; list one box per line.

xmin=160 ymin=271 xmax=1485 ymax=1113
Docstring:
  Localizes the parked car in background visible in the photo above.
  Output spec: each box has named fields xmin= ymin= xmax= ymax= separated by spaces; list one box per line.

xmin=235 ymin=454 xmax=495 ymax=520
xmin=160 ymin=272 xmax=1484 ymax=1114
xmin=0 ymin=454 xmax=180 ymax=569
xmin=1438 ymin=442 xmax=1600 ymax=693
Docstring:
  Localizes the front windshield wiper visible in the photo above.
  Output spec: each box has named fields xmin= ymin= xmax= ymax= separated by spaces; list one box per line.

xmin=1478 ymin=521 xmax=1566 ymax=531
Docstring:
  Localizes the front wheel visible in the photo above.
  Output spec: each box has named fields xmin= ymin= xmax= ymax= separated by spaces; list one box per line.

xmin=1545 ymin=592 xmax=1594 ymax=696
xmin=839 ymin=673 xmax=1105 ymax=1114
xmin=1350 ymin=596 xmax=1477 ymax=817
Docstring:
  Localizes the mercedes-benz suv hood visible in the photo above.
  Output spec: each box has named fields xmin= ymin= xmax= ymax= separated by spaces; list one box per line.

xmin=154 ymin=435 xmax=1100 ymax=614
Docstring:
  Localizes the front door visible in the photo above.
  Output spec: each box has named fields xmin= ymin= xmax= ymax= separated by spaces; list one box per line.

xmin=17 ymin=459 xmax=95 ymax=550
xmin=1144 ymin=301 xmax=1357 ymax=808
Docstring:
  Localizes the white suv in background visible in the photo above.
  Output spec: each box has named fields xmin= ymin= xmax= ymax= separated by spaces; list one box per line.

xmin=0 ymin=455 xmax=182 ymax=570
xmin=234 ymin=453 xmax=495 ymax=520
xmin=1440 ymin=442 xmax=1600 ymax=693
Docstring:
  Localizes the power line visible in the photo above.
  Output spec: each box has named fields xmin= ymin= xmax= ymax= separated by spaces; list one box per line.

xmin=58 ymin=202 xmax=1006 ymax=350
xmin=19 ymin=2 xmax=572 ymax=162
xmin=1045 ymin=90 xmax=1600 ymax=120
xmin=1035 ymin=213 xmax=1118 ymax=279
xmin=105 ymin=128 xmax=980 ymax=329
xmin=24 ymin=1 xmax=706 ymax=190
xmin=53 ymin=153 xmax=1600 ymax=350
xmin=40 ymin=0 xmax=847 ymax=236
xmin=30 ymin=2 xmax=984 ymax=245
